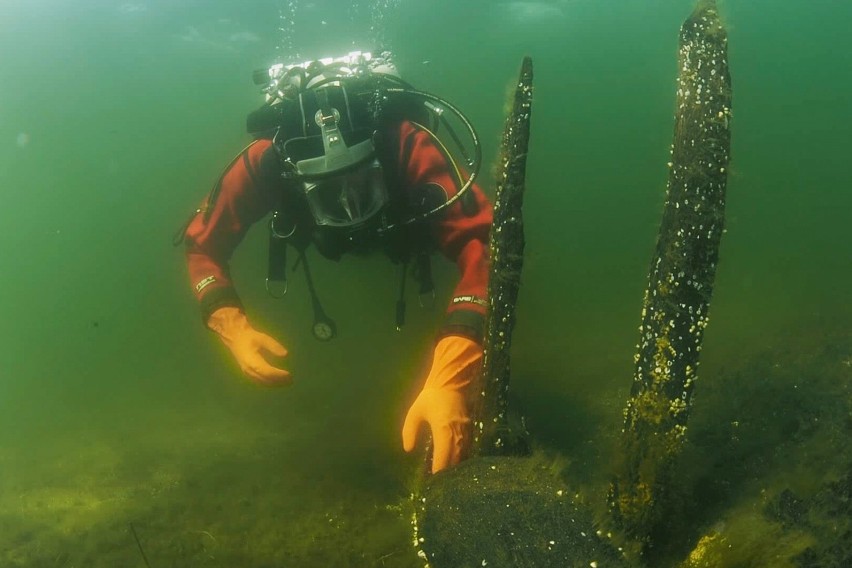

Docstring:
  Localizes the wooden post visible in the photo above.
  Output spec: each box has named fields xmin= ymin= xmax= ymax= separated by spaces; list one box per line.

xmin=608 ymin=0 xmax=733 ymax=551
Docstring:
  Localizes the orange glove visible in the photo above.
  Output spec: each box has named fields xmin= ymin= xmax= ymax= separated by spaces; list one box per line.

xmin=207 ymin=307 xmax=291 ymax=386
xmin=402 ymin=335 xmax=483 ymax=473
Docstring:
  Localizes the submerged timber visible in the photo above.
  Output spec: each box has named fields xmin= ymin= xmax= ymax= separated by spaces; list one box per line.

xmin=608 ymin=0 xmax=733 ymax=551
xmin=414 ymin=56 xmax=630 ymax=568
xmin=475 ymin=55 xmax=534 ymax=456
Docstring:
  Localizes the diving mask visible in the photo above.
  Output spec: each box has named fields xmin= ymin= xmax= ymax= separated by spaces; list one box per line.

xmin=302 ymin=159 xmax=388 ymax=229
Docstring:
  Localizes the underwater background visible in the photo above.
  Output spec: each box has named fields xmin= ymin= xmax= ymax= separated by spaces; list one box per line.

xmin=0 ymin=0 xmax=849 ymax=566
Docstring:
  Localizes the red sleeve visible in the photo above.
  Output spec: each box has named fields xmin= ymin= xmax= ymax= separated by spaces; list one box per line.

xmin=183 ymin=139 xmax=279 ymax=323
xmin=398 ymin=122 xmax=493 ymax=341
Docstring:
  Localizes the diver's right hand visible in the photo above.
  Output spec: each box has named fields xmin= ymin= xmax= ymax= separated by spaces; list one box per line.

xmin=207 ymin=307 xmax=291 ymax=385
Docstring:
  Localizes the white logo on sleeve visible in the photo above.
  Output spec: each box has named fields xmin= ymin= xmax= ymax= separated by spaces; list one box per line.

xmin=195 ymin=275 xmax=217 ymax=292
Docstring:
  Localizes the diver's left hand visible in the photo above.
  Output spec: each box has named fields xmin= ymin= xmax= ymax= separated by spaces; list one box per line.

xmin=402 ymin=335 xmax=483 ymax=473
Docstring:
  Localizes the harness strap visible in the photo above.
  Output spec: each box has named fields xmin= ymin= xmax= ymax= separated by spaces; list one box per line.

xmin=395 ymin=258 xmax=408 ymax=331
xmin=266 ymin=212 xmax=292 ymax=298
xmin=266 ymin=178 xmax=338 ymax=339
xmin=414 ymin=251 xmax=435 ymax=306
xmin=266 ymin=168 xmax=298 ymax=297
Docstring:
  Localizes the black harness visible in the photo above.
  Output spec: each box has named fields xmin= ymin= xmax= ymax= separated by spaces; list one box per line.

xmin=263 ymin=128 xmax=437 ymax=341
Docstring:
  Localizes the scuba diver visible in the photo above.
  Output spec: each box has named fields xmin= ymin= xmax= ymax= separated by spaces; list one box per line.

xmin=176 ymin=51 xmax=492 ymax=473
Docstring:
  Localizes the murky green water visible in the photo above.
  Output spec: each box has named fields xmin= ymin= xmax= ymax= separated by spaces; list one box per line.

xmin=1 ymin=1 xmax=849 ymax=566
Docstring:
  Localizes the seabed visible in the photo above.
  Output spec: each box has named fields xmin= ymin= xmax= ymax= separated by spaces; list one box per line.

xmin=1 ymin=324 xmax=847 ymax=567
